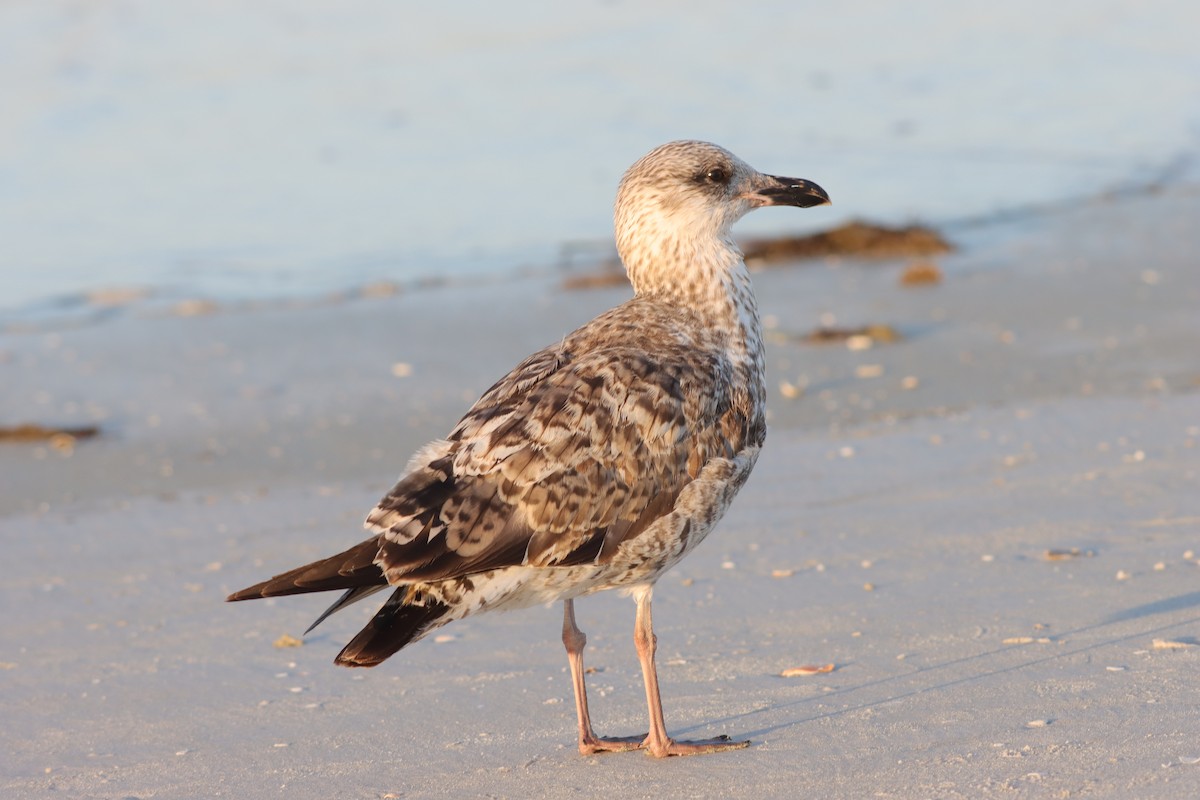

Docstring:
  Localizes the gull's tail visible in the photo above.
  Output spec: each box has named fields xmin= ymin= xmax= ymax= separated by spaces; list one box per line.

xmin=226 ymin=538 xmax=450 ymax=666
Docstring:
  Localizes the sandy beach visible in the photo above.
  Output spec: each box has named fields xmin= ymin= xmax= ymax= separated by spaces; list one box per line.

xmin=2 ymin=178 xmax=1198 ymax=798
xmin=5 ymin=2 xmax=1200 ymax=796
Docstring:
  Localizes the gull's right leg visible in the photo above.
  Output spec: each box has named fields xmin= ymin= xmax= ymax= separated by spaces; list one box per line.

xmin=562 ymin=599 xmax=645 ymax=755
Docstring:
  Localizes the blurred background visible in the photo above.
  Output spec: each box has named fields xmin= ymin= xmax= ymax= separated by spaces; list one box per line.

xmin=2 ymin=0 xmax=1198 ymax=318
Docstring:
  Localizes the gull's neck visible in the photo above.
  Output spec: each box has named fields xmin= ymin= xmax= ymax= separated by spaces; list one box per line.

xmin=619 ymin=226 xmax=765 ymax=397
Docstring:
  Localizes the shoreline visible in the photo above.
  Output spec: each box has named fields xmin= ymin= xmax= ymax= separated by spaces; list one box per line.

xmin=5 ymin=159 xmax=1194 ymax=336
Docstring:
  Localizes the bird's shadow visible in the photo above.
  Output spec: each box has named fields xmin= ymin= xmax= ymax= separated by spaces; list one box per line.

xmin=680 ymin=590 xmax=1200 ymax=742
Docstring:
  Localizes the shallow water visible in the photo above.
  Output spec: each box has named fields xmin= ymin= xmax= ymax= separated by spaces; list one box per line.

xmin=2 ymin=0 xmax=1198 ymax=318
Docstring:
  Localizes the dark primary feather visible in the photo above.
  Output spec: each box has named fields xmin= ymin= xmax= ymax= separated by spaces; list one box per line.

xmin=225 ymin=538 xmax=383 ymax=601
xmin=334 ymin=589 xmax=451 ymax=667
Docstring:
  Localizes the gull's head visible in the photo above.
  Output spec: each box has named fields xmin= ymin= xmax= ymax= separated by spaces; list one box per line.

xmin=614 ymin=141 xmax=830 ymax=292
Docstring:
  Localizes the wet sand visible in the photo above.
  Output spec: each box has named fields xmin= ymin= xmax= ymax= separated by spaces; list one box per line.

xmin=2 ymin=184 xmax=1199 ymax=798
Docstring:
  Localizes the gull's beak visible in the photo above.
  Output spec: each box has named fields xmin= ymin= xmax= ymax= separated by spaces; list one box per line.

xmin=745 ymin=175 xmax=831 ymax=208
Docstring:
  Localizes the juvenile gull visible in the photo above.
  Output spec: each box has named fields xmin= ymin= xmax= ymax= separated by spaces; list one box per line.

xmin=227 ymin=141 xmax=830 ymax=757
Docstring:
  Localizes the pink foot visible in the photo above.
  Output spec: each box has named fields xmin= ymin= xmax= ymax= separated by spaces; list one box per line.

xmin=643 ymin=734 xmax=750 ymax=758
xmin=578 ymin=733 xmax=648 ymax=755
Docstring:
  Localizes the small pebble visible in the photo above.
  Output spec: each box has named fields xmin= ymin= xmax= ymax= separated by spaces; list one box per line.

xmin=899 ymin=261 xmax=942 ymax=286
xmin=846 ymin=335 xmax=873 ymax=351
xmin=1152 ymin=639 xmax=1192 ymax=650
xmin=781 ymin=664 xmax=835 ymax=677
xmin=778 ymin=380 xmax=802 ymax=399
xmin=855 ymin=364 xmax=884 ymax=379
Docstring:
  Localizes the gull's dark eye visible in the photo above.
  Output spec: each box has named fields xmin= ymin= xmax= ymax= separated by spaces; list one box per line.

xmin=703 ymin=166 xmax=730 ymax=185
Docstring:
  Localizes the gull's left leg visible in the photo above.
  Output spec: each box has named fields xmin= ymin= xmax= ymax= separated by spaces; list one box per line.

xmin=562 ymin=599 xmax=645 ymax=754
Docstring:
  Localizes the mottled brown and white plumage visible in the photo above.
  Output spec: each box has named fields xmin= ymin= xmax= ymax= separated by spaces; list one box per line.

xmin=228 ymin=140 xmax=830 ymax=757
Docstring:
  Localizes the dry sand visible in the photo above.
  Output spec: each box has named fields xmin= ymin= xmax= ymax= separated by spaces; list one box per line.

xmin=2 ymin=185 xmax=1199 ymax=798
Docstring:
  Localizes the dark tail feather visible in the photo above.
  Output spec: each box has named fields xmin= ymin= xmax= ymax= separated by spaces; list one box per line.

xmin=304 ymin=585 xmax=386 ymax=635
xmin=226 ymin=539 xmax=384 ymax=602
xmin=334 ymin=588 xmax=450 ymax=668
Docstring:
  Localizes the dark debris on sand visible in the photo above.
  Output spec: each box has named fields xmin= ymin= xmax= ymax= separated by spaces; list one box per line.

xmin=0 ymin=423 xmax=101 ymax=443
xmin=798 ymin=324 xmax=903 ymax=345
xmin=743 ymin=220 xmax=953 ymax=264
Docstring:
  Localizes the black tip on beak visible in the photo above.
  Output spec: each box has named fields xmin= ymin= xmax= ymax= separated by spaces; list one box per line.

xmin=751 ymin=176 xmax=831 ymax=208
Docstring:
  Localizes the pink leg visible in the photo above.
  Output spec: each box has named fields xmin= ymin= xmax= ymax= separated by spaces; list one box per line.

xmin=562 ymin=599 xmax=645 ymax=755
xmin=631 ymin=586 xmax=749 ymax=757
